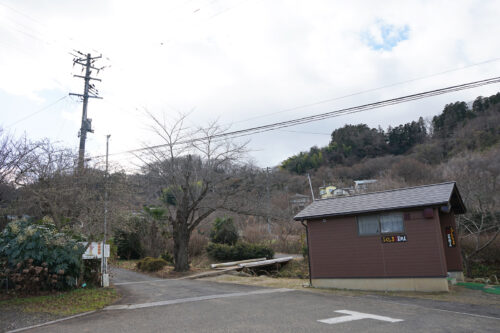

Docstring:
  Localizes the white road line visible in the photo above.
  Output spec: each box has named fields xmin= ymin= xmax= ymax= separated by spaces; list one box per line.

xmin=104 ymin=288 xmax=293 ymax=310
xmin=6 ymin=311 xmax=96 ymax=333
xmin=364 ymin=296 xmax=500 ymax=321
xmin=319 ymin=310 xmax=403 ymax=325
xmin=114 ymin=279 xmax=169 ymax=285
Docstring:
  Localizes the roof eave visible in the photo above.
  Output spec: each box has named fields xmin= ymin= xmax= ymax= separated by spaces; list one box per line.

xmin=293 ymin=202 xmax=450 ymax=221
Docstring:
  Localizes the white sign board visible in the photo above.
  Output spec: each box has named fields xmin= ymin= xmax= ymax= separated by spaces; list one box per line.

xmin=81 ymin=242 xmax=110 ymax=259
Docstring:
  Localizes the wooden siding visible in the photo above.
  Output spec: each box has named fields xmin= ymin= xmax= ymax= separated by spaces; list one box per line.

xmin=308 ymin=208 xmax=448 ymax=278
xmin=439 ymin=212 xmax=463 ymax=271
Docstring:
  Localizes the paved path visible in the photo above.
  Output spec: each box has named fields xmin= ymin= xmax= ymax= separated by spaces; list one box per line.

xmin=24 ymin=268 xmax=500 ymax=333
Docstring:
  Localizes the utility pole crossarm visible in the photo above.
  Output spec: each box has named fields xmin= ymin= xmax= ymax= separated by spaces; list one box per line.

xmin=69 ymin=93 xmax=103 ymax=99
xmin=73 ymin=75 xmax=102 ymax=81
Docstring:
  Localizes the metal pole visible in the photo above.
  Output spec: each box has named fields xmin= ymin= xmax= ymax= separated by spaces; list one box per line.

xmin=307 ymin=173 xmax=315 ymax=201
xmin=266 ymin=167 xmax=271 ymax=234
xmin=102 ymin=134 xmax=110 ymax=286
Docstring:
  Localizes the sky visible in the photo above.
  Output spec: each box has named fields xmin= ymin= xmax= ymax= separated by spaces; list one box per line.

xmin=1 ymin=0 xmax=500 ymax=171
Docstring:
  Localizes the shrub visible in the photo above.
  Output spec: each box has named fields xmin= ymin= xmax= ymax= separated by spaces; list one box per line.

xmin=0 ymin=258 xmax=71 ymax=293
xmin=161 ymin=252 xmax=173 ymax=264
xmin=0 ymin=219 xmax=85 ymax=291
xmin=82 ymin=259 xmax=101 ymax=287
xmin=210 ymin=217 xmax=238 ymax=245
xmin=115 ymin=229 xmax=143 ymax=260
xmin=206 ymin=242 xmax=274 ymax=262
xmin=276 ymin=258 xmax=309 ymax=279
xmin=136 ymin=257 xmax=168 ymax=272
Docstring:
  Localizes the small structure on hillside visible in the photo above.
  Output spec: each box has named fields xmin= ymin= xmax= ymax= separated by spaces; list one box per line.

xmin=295 ymin=182 xmax=465 ymax=292
xmin=354 ymin=179 xmax=377 ymax=193
xmin=318 ymin=185 xmax=337 ymax=199
xmin=289 ymin=193 xmax=311 ymax=213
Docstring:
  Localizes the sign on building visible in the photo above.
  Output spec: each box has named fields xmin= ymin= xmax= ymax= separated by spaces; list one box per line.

xmin=445 ymin=227 xmax=456 ymax=247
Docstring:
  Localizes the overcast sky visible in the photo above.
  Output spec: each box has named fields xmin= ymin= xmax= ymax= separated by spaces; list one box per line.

xmin=2 ymin=0 xmax=500 ymax=170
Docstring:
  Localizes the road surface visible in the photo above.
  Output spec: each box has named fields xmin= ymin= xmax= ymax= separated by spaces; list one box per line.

xmin=23 ymin=267 xmax=500 ymax=332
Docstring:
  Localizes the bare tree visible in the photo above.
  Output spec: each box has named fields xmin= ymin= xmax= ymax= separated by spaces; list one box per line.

xmin=0 ymin=129 xmax=39 ymax=209
xmin=140 ymin=113 xmax=247 ymax=271
xmin=440 ymin=149 xmax=500 ymax=276
xmin=13 ymin=140 xmax=136 ymax=240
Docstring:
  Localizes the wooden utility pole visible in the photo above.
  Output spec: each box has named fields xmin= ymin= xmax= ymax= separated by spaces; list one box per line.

xmin=69 ymin=51 xmax=103 ymax=172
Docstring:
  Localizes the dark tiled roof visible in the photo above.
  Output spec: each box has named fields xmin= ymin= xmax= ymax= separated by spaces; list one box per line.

xmin=294 ymin=182 xmax=466 ymax=220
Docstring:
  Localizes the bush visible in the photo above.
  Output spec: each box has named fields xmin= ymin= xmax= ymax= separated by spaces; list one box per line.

xmin=276 ymin=258 xmax=309 ymax=279
xmin=82 ymin=259 xmax=101 ymax=287
xmin=0 ymin=219 xmax=85 ymax=291
xmin=115 ymin=229 xmax=143 ymax=260
xmin=206 ymin=242 xmax=274 ymax=262
xmin=136 ymin=257 xmax=168 ymax=272
xmin=161 ymin=252 xmax=173 ymax=264
xmin=210 ymin=217 xmax=238 ymax=245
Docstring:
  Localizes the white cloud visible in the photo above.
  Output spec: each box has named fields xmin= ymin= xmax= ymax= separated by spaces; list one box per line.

xmin=1 ymin=0 xmax=500 ymax=167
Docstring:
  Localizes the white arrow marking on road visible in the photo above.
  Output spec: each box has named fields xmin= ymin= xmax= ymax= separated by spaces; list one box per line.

xmin=318 ymin=310 xmax=404 ymax=325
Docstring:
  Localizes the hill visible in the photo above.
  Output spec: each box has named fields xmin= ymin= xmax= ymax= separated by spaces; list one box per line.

xmin=281 ymin=92 xmax=500 ymax=180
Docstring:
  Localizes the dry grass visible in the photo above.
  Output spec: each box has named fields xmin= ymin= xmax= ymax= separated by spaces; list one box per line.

xmin=0 ymin=288 xmax=119 ymax=316
xmin=113 ymin=254 xmax=213 ymax=279
xmin=202 ymin=275 xmax=500 ymax=307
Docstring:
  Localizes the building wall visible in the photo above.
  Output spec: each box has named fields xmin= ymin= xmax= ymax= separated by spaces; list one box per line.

xmin=307 ymin=208 xmax=448 ymax=278
xmin=439 ymin=212 xmax=463 ymax=272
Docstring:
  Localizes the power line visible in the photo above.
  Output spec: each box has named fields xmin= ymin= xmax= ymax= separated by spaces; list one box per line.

xmin=0 ymin=1 xmax=94 ymax=53
xmin=226 ymin=56 xmax=500 ymax=126
xmin=90 ymin=75 xmax=500 ymax=159
xmin=5 ymin=95 xmax=68 ymax=128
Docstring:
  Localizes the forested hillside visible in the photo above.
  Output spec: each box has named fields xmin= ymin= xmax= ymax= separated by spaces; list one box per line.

xmin=281 ymin=92 xmax=500 ymax=177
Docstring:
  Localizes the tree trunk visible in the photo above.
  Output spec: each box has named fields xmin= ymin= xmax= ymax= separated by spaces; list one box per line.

xmin=461 ymin=249 xmax=471 ymax=278
xmin=173 ymin=221 xmax=190 ymax=272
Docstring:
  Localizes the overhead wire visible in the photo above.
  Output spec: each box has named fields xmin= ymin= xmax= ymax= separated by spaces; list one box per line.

xmin=89 ymin=75 xmax=500 ymax=159
xmin=226 ymin=57 xmax=500 ymax=126
xmin=5 ymin=95 xmax=69 ymax=128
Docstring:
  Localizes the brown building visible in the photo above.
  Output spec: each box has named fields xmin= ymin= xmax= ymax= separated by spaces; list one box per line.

xmin=294 ymin=182 xmax=465 ymax=292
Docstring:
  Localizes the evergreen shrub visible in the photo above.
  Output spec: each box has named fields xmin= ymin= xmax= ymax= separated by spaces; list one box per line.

xmin=206 ymin=242 xmax=274 ymax=262
xmin=136 ymin=257 xmax=168 ymax=272
xmin=0 ymin=219 xmax=85 ymax=291
xmin=209 ymin=217 xmax=238 ymax=245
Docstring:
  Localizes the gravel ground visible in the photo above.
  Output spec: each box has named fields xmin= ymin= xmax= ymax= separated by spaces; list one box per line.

xmin=0 ymin=305 xmax=64 ymax=333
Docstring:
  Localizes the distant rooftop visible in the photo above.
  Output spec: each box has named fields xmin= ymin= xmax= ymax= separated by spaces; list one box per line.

xmin=294 ymin=182 xmax=466 ymax=221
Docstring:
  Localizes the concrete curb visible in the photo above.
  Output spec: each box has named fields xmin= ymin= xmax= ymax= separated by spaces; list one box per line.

xmin=6 ymin=310 xmax=96 ymax=333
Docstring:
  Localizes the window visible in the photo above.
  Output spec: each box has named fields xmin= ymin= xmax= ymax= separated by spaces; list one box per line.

xmin=357 ymin=212 xmax=404 ymax=236
xmin=358 ymin=215 xmax=380 ymax=235
xmin=380 ymin=213 xmax=404 ymax=233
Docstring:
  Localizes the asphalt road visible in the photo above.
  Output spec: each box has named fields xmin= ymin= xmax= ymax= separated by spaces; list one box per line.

xmin=24 ymin=268 xmax=500 ymax=333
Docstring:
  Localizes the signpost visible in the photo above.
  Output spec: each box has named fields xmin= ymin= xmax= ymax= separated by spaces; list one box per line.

xmin=82 ymin=242 xmax=110 ymax=259
xmin=81 ymin=242 xmax=110 ymax=287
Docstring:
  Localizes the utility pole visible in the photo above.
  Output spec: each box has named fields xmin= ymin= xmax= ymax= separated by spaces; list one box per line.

xmin=266 ymin=167 xmax=271 ymax=234
xmin=307 ymin=173 xmax=315 ymax=201
xmin=69 ymin=51 xmax=103 ymax=172
xmin=102 ymin=134 xmax=110 ymax=287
